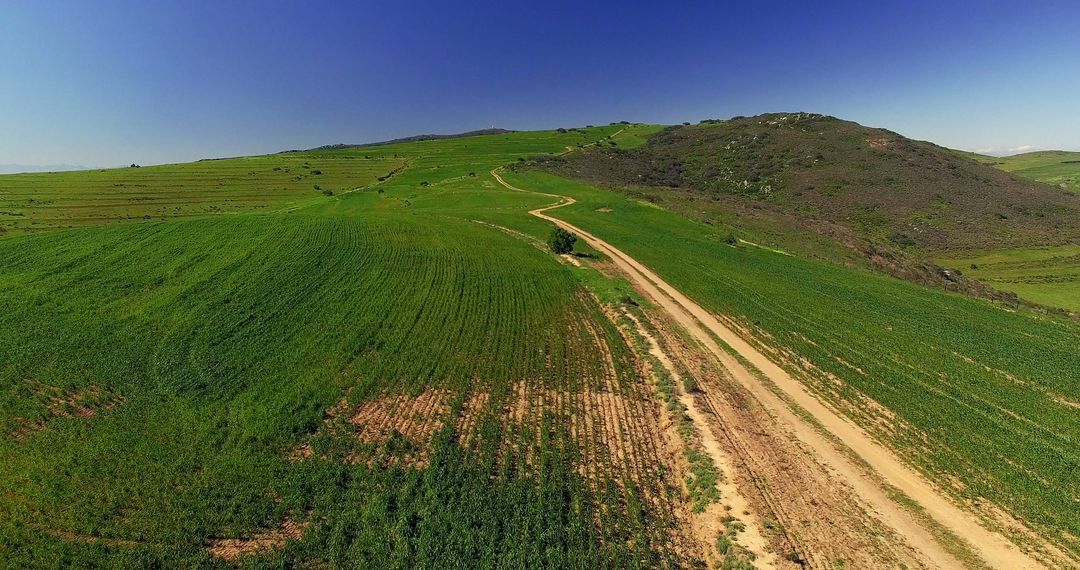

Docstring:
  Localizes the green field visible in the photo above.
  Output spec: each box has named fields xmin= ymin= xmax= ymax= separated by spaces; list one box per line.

xmin=0 ymin=125 xmax=699 ymax=567
xmin=937 ymin=246 xmax=1080 ymax=312
xmin=941 ymin=150 xmax=1080 ymax=311
xmin=2 ymin=124 xmax=1078 ymax=566
xmin=965 ymin=150 xmax=1080 ymax=194
xmin=0 ymin=155 xmax=402 ymax=233
xmin=501 ymin=168 xmax=1080 ymax=556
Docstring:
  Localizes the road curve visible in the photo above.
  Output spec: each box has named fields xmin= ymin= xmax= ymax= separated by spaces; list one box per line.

xmin=490 ymin=166 xmax=1048 ymax=570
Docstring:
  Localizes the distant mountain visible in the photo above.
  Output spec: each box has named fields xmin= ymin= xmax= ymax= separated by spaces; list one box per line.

xmin=304 ymin=128 xmax=516 ymax=151
xmin=0 ymin=164 xmax=96 ymax=174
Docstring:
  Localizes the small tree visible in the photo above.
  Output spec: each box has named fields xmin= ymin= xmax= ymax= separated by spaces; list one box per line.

xmin=548 ymin=227 xmax=577 ymax=254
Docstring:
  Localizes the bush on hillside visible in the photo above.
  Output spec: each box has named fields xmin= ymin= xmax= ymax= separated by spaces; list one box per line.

xmin=548 ymin=227 xmax=577 ymax=254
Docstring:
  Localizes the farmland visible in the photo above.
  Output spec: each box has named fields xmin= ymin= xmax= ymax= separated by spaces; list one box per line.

xmin=0 ymin=155 xmax=400 ymax=233
xmin=937 ymin=245 xmax=1080 ymax=312
xmin=964 ymin=150 xmax=1080 ymax=194
xmin=935 ymin=151 xmax=1080 ymax=311
xmin=0 ymin=126 xmax=712 ymax=567
xmin=2 ymin=122 xmax=1078 ymax=568
xmin=502 ymin=167 xmax=1080 ymax=561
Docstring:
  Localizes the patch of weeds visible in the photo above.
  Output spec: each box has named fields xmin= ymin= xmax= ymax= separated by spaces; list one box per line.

xmin=716 ymin=517 xmax=756 ymax=570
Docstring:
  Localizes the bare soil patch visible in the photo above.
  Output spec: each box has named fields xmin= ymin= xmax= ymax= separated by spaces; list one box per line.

xmin=10 ymin=381 xmax=125 ymax=440
xmin=207 ymin=519 xmax=308 ymax=562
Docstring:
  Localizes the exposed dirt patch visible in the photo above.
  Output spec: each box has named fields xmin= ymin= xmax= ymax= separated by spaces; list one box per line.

xmin=346 ymin=388 xmax=451 ymax=468
xmin=455 ymin=389 xmax=490 ymax=451
xmin=207 ymin=519 xmax=308 ymax=562
xmin=9 ymin=381 xmax=125 ymax=440
xmin=288 ymin=389 xmax=451 ymax=469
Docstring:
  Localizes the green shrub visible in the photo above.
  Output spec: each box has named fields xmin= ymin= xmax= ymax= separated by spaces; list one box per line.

xmin=548 ymin=227 xmax=577 ymax=254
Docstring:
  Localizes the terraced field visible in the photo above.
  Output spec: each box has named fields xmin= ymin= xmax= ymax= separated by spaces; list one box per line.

xmin=0 ymin=155 xmax=402 ymax=233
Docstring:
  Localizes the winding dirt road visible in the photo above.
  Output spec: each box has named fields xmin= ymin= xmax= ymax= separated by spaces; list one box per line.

xmin=490 ymin=167 xmax=1048 ymax=569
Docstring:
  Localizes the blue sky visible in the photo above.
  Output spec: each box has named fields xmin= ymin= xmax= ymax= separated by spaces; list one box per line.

xmin=2 ymin=0 xmax=1078 ymax=166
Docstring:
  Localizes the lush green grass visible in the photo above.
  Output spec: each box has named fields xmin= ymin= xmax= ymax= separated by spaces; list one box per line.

xmin=0 ymin=127 xmax=693 ymax=568
xmin=959 ymin=150 xmax=1080 ymax=194
xmin=937 ymin=245 xmax=1080 ymax=312
xmin=0 ymin=155 xmax=401 ymax=233
xmin=610 ymin=124 xmax=667 ymax=149
xmin=924 ymin=148 xmax=1080 ymax=309
xmin=504 ymin=168 xmax=1080 ymax=555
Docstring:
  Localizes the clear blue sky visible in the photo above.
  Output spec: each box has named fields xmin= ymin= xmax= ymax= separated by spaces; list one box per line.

xmin=2 ymin=0 xmax=1078 ymax=166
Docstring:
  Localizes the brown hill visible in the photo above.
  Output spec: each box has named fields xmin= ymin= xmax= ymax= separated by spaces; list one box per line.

xmin=536 ymin=113 xmax=1079 ymax=252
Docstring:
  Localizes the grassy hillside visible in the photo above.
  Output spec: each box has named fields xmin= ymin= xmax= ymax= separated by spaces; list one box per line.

xmin=969 ymin=150 xmax=1080 ymax=194
xmin=0 ymin=155 xmax=402 ymax=233
xmin=505 ymin=167 xmax=1080 ymax=557
xmin=937 ymin=245 xmax=1080 ymax=311
xmin=0 ymin=125 xmax=702 ymax=567
xmin=942 ymin=150 xmax=1080 ymax=311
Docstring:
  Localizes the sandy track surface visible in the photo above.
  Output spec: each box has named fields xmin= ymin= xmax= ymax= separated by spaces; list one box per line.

xmin=490 ymin=167 xmax=1047 ymax=569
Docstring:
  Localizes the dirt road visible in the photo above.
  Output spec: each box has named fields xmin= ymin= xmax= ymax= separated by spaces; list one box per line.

xmin=490 ymin=167 xmax=1047 ymax=569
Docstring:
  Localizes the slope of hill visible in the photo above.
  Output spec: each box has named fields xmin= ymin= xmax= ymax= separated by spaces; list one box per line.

xmin=538 ymin=113 xmax=1080 ymax=252
xmin=505 ymin=167 xmax=1080 ymax=565
xmin=533 ymin=113 xmax=1080 ymax=310
xmin=0 ymin=126 xmax=717 ymax=568
xmin=307 ymin=128 xmax=516 ymax=151
xmin=0 ymin=155 xmax=403 ymax=233
xmin=942 ymin=150 xmax=1080 ymax=310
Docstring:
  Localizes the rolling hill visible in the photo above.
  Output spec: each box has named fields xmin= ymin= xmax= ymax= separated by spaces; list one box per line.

xmin=1 ymin=121 xmax=1077 ymax=568
xmin=962 ymin=150 xmax=1080 ymax=194
xmin=533 ymin=113 xmax=1080 ymax=311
